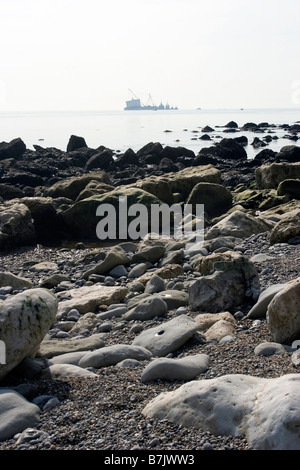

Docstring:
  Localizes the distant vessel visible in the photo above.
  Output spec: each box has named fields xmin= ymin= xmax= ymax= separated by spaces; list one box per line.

xmin=124 ymin=89 xmax=178 ymax=111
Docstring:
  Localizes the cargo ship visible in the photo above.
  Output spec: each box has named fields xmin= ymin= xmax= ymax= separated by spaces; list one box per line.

xmin=124 ymin=90 xmax=178 ymax=111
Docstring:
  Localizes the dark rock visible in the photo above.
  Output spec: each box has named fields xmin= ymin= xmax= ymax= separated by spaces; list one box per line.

xmin=234 ymin=136 xmax=248 ymax=146
xmin=199 ymin=134 xmax=211 ymax=141
xmin=277 ymin=179 xmax=300 ymax=200
xmin=276 ymin=145 xmax=300 ymax=162
xmin=254 ymin=149 xmax=277 ymax=163
xmin=66 ymin=135 xmax=87 ymax=152
xmin=251 ymin=137 xmax=266 ymax=149
xmin=0 ymin=138 xmax=26 ymax=160
xmin=202 ymin=126 xmax=214 ymax=132
xmin=116 ymin=148 xmax=139 ymax=166
xmin=0 ymin=184 xmax=24 ymax=200
xmin=159 ymin=146 xmax=195 ymax=162
xmin=85 ymin=149 xmax=114 ymax=171
xmin=225 ymin=121 xmax=238 ymax=128
xmin=158 ymin=157 xmax=178 ymax=173
xmin=137 ymin=142 xmax=163 ymax=159
xmin=241 ymin=122 xmax=259 ymax=131
xmin=199 ymin=138 xmax=247 ymax=161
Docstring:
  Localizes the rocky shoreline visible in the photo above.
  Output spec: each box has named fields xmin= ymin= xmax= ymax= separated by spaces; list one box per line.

xmin=0 ymin=122 xmax=300 ymax=451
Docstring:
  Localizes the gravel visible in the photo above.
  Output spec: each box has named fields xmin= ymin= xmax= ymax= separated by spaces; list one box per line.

xmin=0 ymin=233 xmax=299 ymax=451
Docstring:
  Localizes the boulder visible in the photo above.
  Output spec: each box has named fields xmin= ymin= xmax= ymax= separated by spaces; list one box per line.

xmin=142 ymin=373 xmax=300 ymax=450
xmin=44 ymin=171 xmax=111 ymax=200
xmin=85 ymin=149 xmax=114 ymax=171
xmin=132 ymin=315 xmax=198 ymax=357
xmin=189 ymin=253 xmax=260 ymax=312
xmin=277 ymin=179 xmax=300 ymax=200
xmin=266 ymin=278 xmax=300 ymax=343
xmin=269 ymin=209 xmax=300 ymax=245
xmin=0 ymin=202 xmax=36 ymax=251
xmin=19 ymin=197 xmax=61 ymax=243
xmin=276 ymin=145 xmax=300 ymax=162
xmin=141 ymin=354 xmax=210 ymax=382
xmin=78 ymin=344 xmax=152 ymax=369
xmin=0 ymin=138 xmax=26 ymax=160
xmin=0 ymin=390 xmax=40 ymax=441
xmin=186 ymin=182 xmax=232 ymax=217
xmin=0 ymin=288 xmax=58 ymax=380
xmin=255 ymin=162 xmax=300 ymax=189
xmin=61 ymin=187 xmax=162 ymax=240
xmin=66 ymin=135 xmax=87 ymax=152
xmin=198 ymin=138 xmax=247 ymax=160
xmin=205 ymin=210 xmax=273 ymax=240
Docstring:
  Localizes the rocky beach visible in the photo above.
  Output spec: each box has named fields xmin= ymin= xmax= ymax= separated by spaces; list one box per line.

xmin=0 ymin=120 xmax=300 ymax=452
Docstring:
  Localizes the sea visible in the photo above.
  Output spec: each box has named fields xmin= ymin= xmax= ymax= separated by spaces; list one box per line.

xmin=0 ymin=108 xmax=299 ymax=159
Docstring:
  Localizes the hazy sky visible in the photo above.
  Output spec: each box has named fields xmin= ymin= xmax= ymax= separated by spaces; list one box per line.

xmin=0 ymin=0 xmax=299 ymax=111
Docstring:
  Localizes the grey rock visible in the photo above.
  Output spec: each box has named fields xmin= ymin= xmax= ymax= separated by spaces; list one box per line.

xmin=246 ymin=284 xmax=286 ymax=319
xmin=36 ymin=333 xmax=105 ymax=359
xmin=128 ymin=263 xmax=148 ymax=279
xmin=0 ymin=389 xmax=40 ymax=442
xmin=144 ymin=275 xmax=165 ymax=294
xmin=141 ymin=354 xmax=210 ymax=382
xmin=254 ymin=342 xmax=287 ymax=357
xmin=108 ymin=265 xmax=128 ymax=278
xmin=78 ymin=344 xmax=152 ymax=369
xmin=122 ymin=296 xmax=168 ymax=321
xmin=132 ymin=314 xmax=198 ymax=357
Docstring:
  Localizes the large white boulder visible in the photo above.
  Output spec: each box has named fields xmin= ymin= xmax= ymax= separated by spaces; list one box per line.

xmin=143 ymin=373 xmax=300 ymax=450
xmin=0 ymin=288 xmax=58 ymax=380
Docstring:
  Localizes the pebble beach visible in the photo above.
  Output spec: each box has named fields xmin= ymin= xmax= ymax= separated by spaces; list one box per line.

xmin=1 ymin=121 xmax=300 ymax=452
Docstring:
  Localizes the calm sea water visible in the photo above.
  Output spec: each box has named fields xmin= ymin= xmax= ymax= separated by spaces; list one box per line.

xmin=0 ymin=108 xmax=299 ymax=159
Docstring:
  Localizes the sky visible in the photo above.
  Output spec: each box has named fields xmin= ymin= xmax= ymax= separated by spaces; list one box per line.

xmin=0 ymin=0 xmax=300 ymax=111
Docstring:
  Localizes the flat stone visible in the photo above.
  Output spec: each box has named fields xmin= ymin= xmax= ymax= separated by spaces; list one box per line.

xmin=0 ymin=271 xmax=32 ymax=289
xmin=254 ymin=342 xmax=287 ymax=357
xmin=36 ymin=333 xmax=105 ymax=359
xmin=132 ymin=315 xmax=198 ymax=357
xmin=141 ymin=354 xmax=210 ymax=382
xmin=41 ymin=363 xmax=99 ymax=379
xmin=56 ymin=285 xmax=128 ymax=317
xmin=78 ymin=344 xmax=152 ymax=369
